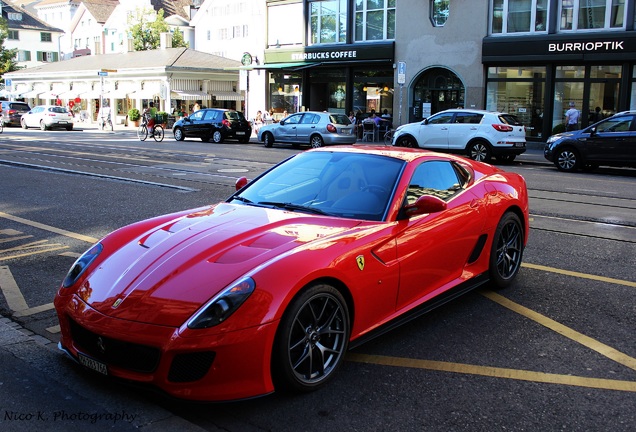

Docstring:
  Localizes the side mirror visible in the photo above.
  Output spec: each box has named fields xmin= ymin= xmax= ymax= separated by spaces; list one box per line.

xmin=589 ymin=126 xmax=597 ymax=136
xmin=235 ymin=176 xmax=248 ymax=191
xmin=403 ymin=195 xmax=447 ymax=217
xmin=279 ymin=120 xmax=285 ymax=126
xmin=422 ymin=118 xmax=429 ymax=125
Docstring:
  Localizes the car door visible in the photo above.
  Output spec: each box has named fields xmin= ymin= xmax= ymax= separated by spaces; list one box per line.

xmin=585 ymin=114 xmax=635 ymax=163
xmin=448 ymin=111 xmax=484 ymax=150
xmin=183 ymin=110 xmax=206 ymax=137
xmin=296 ymin=113 xmax=318 ymax=143
xmin=394 ymin=160 xmax=485 ymax=310
xmin=25 ymin=107 xmax=43 ymax=127
xmin=416 ymin=112 xmax=454 ymax=150
xmin=275 ymin=113 xmax=302 ymax=142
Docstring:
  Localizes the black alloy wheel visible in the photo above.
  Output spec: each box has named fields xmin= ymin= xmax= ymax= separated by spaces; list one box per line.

xmin=489 ymin=212 xmax=524 ymax=289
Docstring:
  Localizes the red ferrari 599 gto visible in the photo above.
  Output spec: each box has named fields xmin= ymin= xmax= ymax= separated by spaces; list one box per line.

xmin=54 ymin=145 xmax=529 ymax=401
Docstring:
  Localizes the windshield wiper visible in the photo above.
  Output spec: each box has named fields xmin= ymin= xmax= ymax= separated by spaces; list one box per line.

xmin=257 ymin=201 xmax=331 ymax=216
xmin=231 ymin=195 xmax=253 ymax=204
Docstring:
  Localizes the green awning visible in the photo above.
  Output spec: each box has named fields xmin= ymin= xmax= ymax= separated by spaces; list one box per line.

xmin=229 ymin=62 xmax=314 ymax=71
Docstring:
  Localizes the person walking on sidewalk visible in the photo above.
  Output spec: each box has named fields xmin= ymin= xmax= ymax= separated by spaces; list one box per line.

xmin=565 ymin=101 xmax=580 ymax=131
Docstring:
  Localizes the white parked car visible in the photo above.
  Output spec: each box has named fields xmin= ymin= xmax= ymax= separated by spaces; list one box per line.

xmin=21 ymin=105 xmax=74 ymax=131
xmin=258 ymin=111 xmax=356 ymax=148
xmin=392 ymin=109 xmax=526 ymax=162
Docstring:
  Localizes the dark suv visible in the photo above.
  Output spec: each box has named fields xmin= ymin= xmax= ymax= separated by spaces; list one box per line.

xmin=1 ymin=101 xmax=31 ymax=126
xmin=544 ymin=110 xmax=636 ymax=172
xmin=172 ymin=108 xmax=252 ymax=143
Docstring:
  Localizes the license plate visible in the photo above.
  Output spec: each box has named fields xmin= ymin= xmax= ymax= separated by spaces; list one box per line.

xmin=341 ymin=129 xmax=350 ymax=134
xmin=78 ymin=353 xmax=108 ymax=375
xmin=515 ymin=142 xmax=525 ymax=147
xmin=58 ymin=121 xmax=67 ymax=124
xmin=236 ymin=131 xmax=245 ymax=135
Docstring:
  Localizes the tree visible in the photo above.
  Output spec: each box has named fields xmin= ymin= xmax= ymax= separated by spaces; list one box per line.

xmin=128 ymin=8 xmax=189 ymax=51
xmin=0 ymin=18 xmax=19 ymax=78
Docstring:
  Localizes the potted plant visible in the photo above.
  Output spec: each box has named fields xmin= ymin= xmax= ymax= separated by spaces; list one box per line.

xmin=128 ymin=108 xmax=141 ymax=126
xmin=155 ymin=111 xmax=168 ymax=127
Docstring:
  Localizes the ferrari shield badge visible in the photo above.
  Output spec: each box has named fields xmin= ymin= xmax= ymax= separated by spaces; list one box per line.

xmin=112 ymin=298 xmax=123 ymax=309
xmin=356 ymin=255 xmax=365 ymax=271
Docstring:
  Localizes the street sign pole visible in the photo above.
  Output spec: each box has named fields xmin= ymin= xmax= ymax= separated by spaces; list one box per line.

xmin=397 ymin=62 xmax=406 ymax=127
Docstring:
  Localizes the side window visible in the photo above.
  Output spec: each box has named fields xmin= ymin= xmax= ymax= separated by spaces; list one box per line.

xmin=300 ymin=113 xmax=316 ymax=124
xmin=205 ymin=111 xmax=218 ymax=121
xmin=406 ymin=161 xmax=461 ymax=203
xmin=427 ymin=112 xmax=455 ymax=125
xmin=190 ymin=111 xmax=204 ymax=121
xmin=455 ymin=112 xmax=483 ymax=124
xmin=285 ymin=114 xmax=302 ymax=125
xmin=596 ymin=115 xmax=634 ymax=133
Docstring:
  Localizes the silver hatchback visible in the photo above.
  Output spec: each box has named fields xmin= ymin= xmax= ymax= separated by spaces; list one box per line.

xmin=258 ymin=111 xmax=356 ymax=148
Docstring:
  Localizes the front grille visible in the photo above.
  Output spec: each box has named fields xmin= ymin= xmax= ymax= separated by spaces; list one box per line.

xmin=168 ymin=351 xmax=216 ymax=383
xmin=68 ymin=318 xmax=161 ymax=373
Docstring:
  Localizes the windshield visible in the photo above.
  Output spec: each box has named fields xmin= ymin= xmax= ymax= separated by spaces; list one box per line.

xmin=230 ymin=151 xmax=405 ymax=221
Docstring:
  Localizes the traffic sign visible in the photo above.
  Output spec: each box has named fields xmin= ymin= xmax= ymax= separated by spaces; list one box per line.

xmin=97 ymin=71 xmax=108 ymax=77
xmin=101 ymin=69 xmax=118 ymax=73
xmin=397 ymin=61 xmax=406 ymax=84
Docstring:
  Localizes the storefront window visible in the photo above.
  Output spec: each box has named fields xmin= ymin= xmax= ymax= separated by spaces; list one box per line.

xmin=353 ymin=67 xmax=394 ymax=117
xmin=355 ymin=0 xmax=396 ymax=41
xmin=490 ymin=0 xmax=548 ymax=34
xmin=268 ymin=72 xmax=302 ymax=118
xmin=486 ymin=66 xmax=545 ymax=138
xmin=310 ymin=0 xmax=347 ymax=45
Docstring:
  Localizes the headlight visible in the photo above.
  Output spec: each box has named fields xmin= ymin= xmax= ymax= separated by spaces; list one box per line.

xmin=187 ymin=277 xmax=255 ymax=329
xmin=62 ymin=243 xmax=103 ymax=288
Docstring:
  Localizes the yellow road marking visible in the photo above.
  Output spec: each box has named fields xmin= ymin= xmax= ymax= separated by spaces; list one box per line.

xmin=522 ymin=262 xmax=636 ymax=288
xmin=0 ymin=211 xmax=98 ymax=243
xmin=482 ymin=290 xmax=636 ymax=372
xmin=0 ymin=246 xmax=69 ymax=262
xmin=13 ymin=302 xmax=55 ymax=317
xmin=0 ymin=265 xmax=28 ymax=311
xmin=347 ymin=353 xmax=636 ymax=392
xmin=0 ymin=235 xmax=34 ymax=244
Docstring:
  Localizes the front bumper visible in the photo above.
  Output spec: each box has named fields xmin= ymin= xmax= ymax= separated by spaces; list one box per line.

xmin=55 ymin=294 xmax=278 ymax=401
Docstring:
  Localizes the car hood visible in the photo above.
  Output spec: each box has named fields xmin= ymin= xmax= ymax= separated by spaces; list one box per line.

xmin=77 ymin=203 xmax=361 ymax=326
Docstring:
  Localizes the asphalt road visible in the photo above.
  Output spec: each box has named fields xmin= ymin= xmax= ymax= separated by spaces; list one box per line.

xmin=0 ymin=126 xmax=634 ymax=431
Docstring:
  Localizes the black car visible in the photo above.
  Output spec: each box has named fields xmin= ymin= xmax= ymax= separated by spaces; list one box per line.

xmin=544 ymin=111 xmax=636 ymax=172
xmin=172 ymin=108 xmax=252 ymax=143
xmin=1 ymin=101 xmax=31 ymax=126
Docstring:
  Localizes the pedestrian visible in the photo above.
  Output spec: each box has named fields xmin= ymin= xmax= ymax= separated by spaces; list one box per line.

xmin=565 ymin=101 xmax=580 ymax=131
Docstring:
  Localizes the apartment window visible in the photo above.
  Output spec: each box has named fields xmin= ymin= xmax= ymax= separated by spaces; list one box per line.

xmin=310 ymin=0 xmax=347 ymax=44
xmin=242 ymin=25 xmax=248 ymax=38
xmin=219 ymin=28 xmax=228 ymax=40
xmin=8 ymin=12 xmax=23 ymax=20
xmin=233 ymin=25 xmax=241 ymax=38
xmin=8 ymin=30 xmax=19 ymax=40
xmin=430 ymin=0 xmax=450 ymax=27
xmin=560 ymin=0 xmax=626 ymax=30
xmin=492 ymin=0 xmax=548 ymax=33
xmin=355 ymin=0 xmax=396 ymax=41
xmin=37 ymin=51 xmax=59 ymax=62
xmin=41 ymin=32 xmax=52 ymax=42
xmin=17 ymin=50 xmax=31 ymax=62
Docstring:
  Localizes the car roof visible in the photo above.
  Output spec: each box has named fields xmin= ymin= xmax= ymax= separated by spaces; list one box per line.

xmin=435 ymin=109 xmax=513 ymax=116
xmin=309 ymin=144 xmax=472 ymax=163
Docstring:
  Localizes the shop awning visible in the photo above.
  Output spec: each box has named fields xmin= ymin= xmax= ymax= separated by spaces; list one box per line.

xmin=127 ymin=90 xmax=159 ymax=99
xmin=103 ymin=89 xmax=129 ymax=99
xmin=212 ymin=91 xmax=244 ymax=101
xmin=20 ymin=89 xmax=47 ymax=98
xmin=79 ymin=90 xmax=102 ymax=99
xmin=38 ymin=91 xmax=60 ymax=100
xmin=171 ymin=90 xmax=211 ymax=100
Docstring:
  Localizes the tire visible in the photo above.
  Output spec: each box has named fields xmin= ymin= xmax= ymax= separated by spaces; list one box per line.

xmin=173 ymin=127 xmax=185 ymax=141
xmin=310 ymin=135 xmax=324 ymax=148
xmin=395 ymin=135 xmax=417 ymax=148
xmin=554 ymin=147 xmax=580 ymax=172
xmin=153 ymin=125 xmax=164 ymax=142
xmin=489 ymin=212 xmax=524 ymax=289
xmin=263 ymin=132 xmax=274 ymax=148
xmin=66 ymin=125 xmax=73 ymax=131
xmin=137 ymin=125 xmax=148 ymax=141
xmin=40 ymin=121 xmax=48 ymax=131
xmin=272 ymin=284 xmax=350 ymax=393
xmin=21 ymin=119 xmax=27 ymax=129
xmin=467 ymin=141 xmax=491 ymax=162
xmin=211 ymin=130 xmax=224 ymax=143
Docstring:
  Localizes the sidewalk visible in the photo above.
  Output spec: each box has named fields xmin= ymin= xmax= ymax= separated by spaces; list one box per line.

xmin=0 ymin=317 xmax=208 ymax=431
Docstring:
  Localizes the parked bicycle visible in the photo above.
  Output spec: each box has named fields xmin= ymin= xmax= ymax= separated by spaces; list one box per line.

xmin=383 ymin=128 xmax=395 ymax=145
xmin=98 ymin=111 xmax=113 ymax=131
xmin=137 ymin=113 xmax=164 ymax=142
